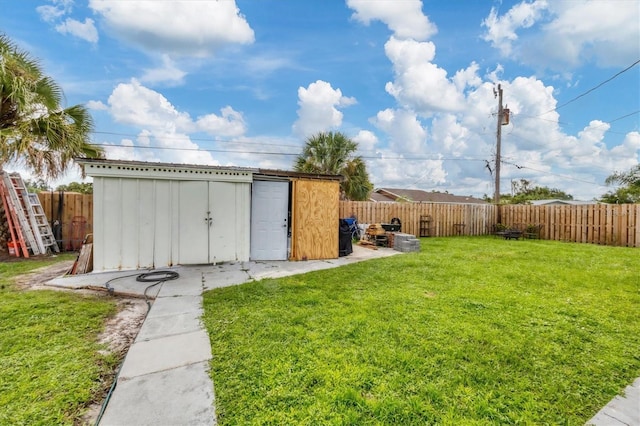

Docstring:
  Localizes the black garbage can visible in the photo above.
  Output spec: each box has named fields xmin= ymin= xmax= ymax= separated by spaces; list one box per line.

xmin=339 ymin=219 xmax=353 ymax=257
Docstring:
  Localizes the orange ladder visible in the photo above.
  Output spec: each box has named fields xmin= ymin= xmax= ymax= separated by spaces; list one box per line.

xmin=0 ymin=173 xmax=30 ymax=257
xmin=2 ymin=172 xmax=43 ymax=254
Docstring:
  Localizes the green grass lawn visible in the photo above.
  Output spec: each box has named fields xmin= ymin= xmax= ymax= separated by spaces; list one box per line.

xmin=0 ymin=255 xmax=118 ymax=425
xmin=203 ymin=237 xmax=640 ymax=425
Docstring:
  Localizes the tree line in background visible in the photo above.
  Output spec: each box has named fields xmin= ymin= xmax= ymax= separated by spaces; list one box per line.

xmin=24 ymin=179 xmax=93 ymax=194
xmin=483 ymin=179 xmax=574 ymax=204
xmin=486 ymin=168 xmax=640 ymax=205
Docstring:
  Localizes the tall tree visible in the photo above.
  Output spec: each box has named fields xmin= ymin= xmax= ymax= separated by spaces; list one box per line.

xmin=294 ymin=131 xmax=373 ymax=200
xmin=604 ymin=164 xmax=640 ymax=188
xmin=0 ymin=34 xmax=103 ymax=179
xmin=55 ymin=181 xmax=93 ymax=194
xmin=600 ymin=164 xmax=640 ymax=203
xmin=497 ymin=179 xmax=573 ymax=204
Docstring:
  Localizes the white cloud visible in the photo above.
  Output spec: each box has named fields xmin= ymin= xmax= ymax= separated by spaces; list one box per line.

xmin=482 ymin=0 xmax=640 ymax=69
xmin=430 ymin=114 xmax=469 ymax=155
xmin=482 ymin=0 xmax=548 ymax=56
xmin=384 ymin=37 xmax=466 ymax=114
xmin=371 ymin=108 xmax=427 ymax=154
xmin=245 ymin=54 xmax=296 ymax=75
xmin=610 ymin=132 xmax=640 ymax=161
xmin=101 ymin=79 xmax=251 ymax=165
xmin=352 ymin=130 xmax=378 ymax=152
xmin=55 ymin=17 xmax=98 ymax=43
xmin=88 ymin=0 xmax=255 ymax=56
xmin=36 ymin=0 xmax=73 ymax=23
xmin=103 ymin=138 xmax=162 ymax=164
xmin=538 ymin=1 xmax=640 ymax=68
xmin=196 ymin=106 xmax=246 ymax=138
xmin=85 ymin=100 xmax=107 ymax=110
xmin=453 ymin=62 xmax=482 ymax=92
xmin=140 ymin=55 xmax=187 ymax=85
xmin=292 ymin=80 xmax=356 ymax=137
xmin=108 ymin=79 xmax=193 ymax=130
xmin=365 ymin=61 xmax=637 ymax=199
xmin=108 ymin=79 xmax=246 ymax=137
xmin=346 ymin=0 xmax=437 ymax=41
xmin=37 ymin=1 xmax=98 ymax=43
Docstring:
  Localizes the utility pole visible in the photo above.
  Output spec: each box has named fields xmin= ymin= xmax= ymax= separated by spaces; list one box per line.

xmin=494 ymin=84 xmax=503 ymax=207
xmin=493 ymin=84 xmax=510 ymax=224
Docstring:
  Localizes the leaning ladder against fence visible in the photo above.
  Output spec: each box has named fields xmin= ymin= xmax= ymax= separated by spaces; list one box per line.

xmin=1 ymin=172 xmax=60 ymax=254
xmin=28 ymin=192 xmax=59 ymax=253
xmin=1 ymin=171 xmax=41 ymax=254
xmin=0 ymin=177 xmax=30 ymax=257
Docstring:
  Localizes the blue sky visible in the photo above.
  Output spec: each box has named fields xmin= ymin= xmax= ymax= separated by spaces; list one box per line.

xmin=2 ymin=0 xmax=639 ymax=200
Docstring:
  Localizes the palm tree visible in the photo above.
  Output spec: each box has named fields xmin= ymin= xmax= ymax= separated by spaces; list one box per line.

xmin=0 ymin=34 xmax=103 ymax=179
xmin=605 ymin=165 xmax=640 ymax=188
xmin=294 ymin=131 xmax=373 ymax=200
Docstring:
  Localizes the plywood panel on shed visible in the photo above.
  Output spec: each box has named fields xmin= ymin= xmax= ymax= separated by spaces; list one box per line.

xmin=291 ymin=179 xmax=339 ymax=260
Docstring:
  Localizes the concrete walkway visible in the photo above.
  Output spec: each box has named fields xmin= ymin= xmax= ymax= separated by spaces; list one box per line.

xmin=47 ymin=245 xmax=398 ymax=425
xmin=586 ymin=378 xmax=640 ymax=426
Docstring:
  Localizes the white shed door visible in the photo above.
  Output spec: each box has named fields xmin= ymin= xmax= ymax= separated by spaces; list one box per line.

xmin=179 ymin=181 xmax=248 ymax=264
xmin=251 ymin=180 xmax=288 ymax=260
xmin=179 ymin=181 xmax=210 ymax=264
xmin=208 ymin=181 xmax=238 ymax=263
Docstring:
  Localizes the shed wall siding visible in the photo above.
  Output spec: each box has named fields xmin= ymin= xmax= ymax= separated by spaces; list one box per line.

xmin=93 ymin=177 xmax=250 ymax=271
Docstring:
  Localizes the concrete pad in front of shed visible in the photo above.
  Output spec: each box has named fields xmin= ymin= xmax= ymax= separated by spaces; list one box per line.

xmin=249 ymin=260 xmax=338 ymax=281
xmin=333 ymin=244 xmax=400 ymax=262
xmin=156 ymin=275 xmax=203 ymax=297
xmin=136 ymin=311 xmax=203 ymax=342
xmin=201 ymin=267 xmax=253 ymax=291
xmin=145 ymin=295 xmax=202 ymax=319
xmin=99 ymin=361 xmax=216 ymax=426
xmin=46 ymin=269 xmax=165 ymax=298
xmin=119 ymin=329 xmax=211 ymax=380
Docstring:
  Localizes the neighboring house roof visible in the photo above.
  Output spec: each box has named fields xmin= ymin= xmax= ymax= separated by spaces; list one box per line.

xmin=371 ymin=188 xmax=488 ymax=204
xmin=530 ymin=199 xmax=594 ymax=206
xmin=370 ymin=192 xmax=395 ymax=202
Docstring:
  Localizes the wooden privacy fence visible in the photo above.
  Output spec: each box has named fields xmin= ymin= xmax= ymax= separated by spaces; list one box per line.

xmin=340 ymin=201 xmax=497 ymax=238
xmin=500 ymin=204 xmax=640 ymax=247
xmin=340 ymin=201 xmax=640 ymax=247
xmin=38 ymin=192 xmax=93 ymax=251
xmin=34 ymin=195 xmax=638 ymax=250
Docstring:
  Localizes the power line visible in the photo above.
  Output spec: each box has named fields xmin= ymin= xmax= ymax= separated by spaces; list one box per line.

xmin=92 ymin=131 xmax=303 ymax=150
xmin=605 ymin=110 xmax=640 ymax=125
xmin=539 ymin=59 xmax=640 ymax=116
xmin=504 ymin=109 xmax=640 ymax=153
xmin=92 ymin=143 xmax=487 ymax=162
xmin=501 ymin=160 xmax=606 ymax=187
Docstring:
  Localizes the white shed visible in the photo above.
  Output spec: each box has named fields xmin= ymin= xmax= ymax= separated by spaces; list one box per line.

xmin=80 ymin=159 xmax=254 ymax=271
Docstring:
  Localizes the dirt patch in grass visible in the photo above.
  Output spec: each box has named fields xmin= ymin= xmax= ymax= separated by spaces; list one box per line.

xmin=13 ymin=259 xmax=75 ymax=289
xmin=12 ymin=261 xmax=149 ymax=425
xmin=97 ymin=298 xmax=148 ymax=356
xmin=82 ymin=298 xmax=148 ymax=425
